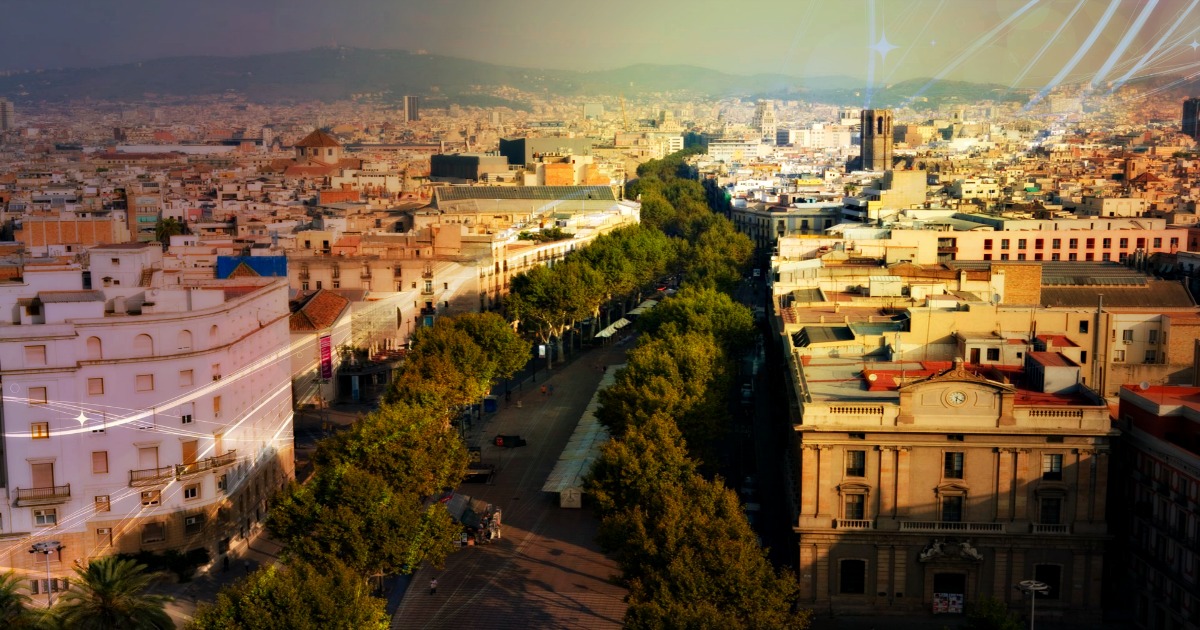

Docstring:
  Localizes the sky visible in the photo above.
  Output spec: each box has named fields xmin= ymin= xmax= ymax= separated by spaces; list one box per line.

xmin=6 ymin=0 xmax=1200 ymax=90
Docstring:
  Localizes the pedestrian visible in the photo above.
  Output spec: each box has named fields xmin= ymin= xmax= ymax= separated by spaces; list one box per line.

xmin=548 ymin=384 xmax=554 ymax=395
xmin=429 ymin=577 xmax=438 ymax=595
xmin=540 ymin=385 xmax=547 ymax=396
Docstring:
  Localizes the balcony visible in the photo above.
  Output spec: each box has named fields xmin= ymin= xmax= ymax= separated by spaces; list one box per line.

xmin=899 ymin=521 xmax=1005 ymax=533
xmin=1031 ymin=523 xmax=1071 ymax=535
xmin=834 ymin=519 xmax=875 ymax=530
xmin=14 ymin=484 xmax=71 ymax=506
xmin=175 ymin=451 xmax=237 ymax=478
xmin=129 ymin=465 xmax=175 ymax=487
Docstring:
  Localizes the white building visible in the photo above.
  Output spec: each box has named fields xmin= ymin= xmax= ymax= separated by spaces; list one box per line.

xmin=0 ymin=243 xmax=294 ymax=586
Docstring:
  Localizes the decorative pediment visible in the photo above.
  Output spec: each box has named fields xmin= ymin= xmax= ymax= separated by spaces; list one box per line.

xmin=919 ymin=537 xmax=984 ymax=563
xmin=838 ymin=481 xmax=872 ymax=494
xmin=898 ymin=361 xmax=1015 ymax=394
xmin=935 ymin=482 xmax=970 ymax=496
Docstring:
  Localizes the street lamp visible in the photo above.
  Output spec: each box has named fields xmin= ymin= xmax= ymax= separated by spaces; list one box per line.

xmin=1015 ymin=579 xmax=1049 ymax=630
xmin=29 ymin=541 xmax=64 ymax=607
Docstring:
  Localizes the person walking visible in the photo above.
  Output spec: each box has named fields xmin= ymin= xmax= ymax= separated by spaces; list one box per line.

xmin=429 ymin=577 xmax=438 ymax=595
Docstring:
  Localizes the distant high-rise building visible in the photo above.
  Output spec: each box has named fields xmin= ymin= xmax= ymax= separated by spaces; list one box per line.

xmin=404 ymin=95 xmax=420 ymax=122
xmin=860 ymin=108 xmax=894 ymax=171
xmin=752 ymin=100 xmax=777 ymax=142
xmin=1182 ymin=98 xmax=1200 ymax=139
xmin=0 ymin=98 xmax=14 ymax=131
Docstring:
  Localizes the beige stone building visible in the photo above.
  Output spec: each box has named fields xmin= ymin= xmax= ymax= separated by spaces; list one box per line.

xmin=790 ymin=355 xmax=1113 ymax=623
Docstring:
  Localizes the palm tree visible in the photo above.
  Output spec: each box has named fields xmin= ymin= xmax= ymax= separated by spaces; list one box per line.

xmin=0 ymin=571 xmax=44 ymax=629
xmin=54 ymin=557 xmax=172 ymax=630
xmin=154 ymin=217 xmax=185 ymax=248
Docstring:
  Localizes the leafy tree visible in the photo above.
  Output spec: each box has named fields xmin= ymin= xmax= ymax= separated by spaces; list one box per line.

xmin=597 ymin=331 xmax=730 ymax=457
xmin=677 ymin=216 xmax=753 ymax=292
xmin=267 ymin=464 xmax=459 ymax=577
xmin=54 ymin=556 xmax=173 ymax=630
xmin=452 ymin=311 xmax=531 ymax=381
xmin=637 ymin=286 xmax=755 ymax=355
xmin=188 ymin=560 xmax=388 ymax=630
xmin=586 ymin=412 xmax=697 ymax=517
xmin=507 ymin=261 xmax=604 ymax=365
xmin=965 ymin=596 xmax=1021 ymax=630
xmin=384 ymin=318 xmax=493 ymax=411
xmin=314 ymin=401 xmax=468 ymax=499
xmin=0 ymin=571 xmax=43 ymax=630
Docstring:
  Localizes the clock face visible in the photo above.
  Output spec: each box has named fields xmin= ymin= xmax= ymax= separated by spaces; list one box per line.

xmin=947 ymin=391 xmax=966 ymax=405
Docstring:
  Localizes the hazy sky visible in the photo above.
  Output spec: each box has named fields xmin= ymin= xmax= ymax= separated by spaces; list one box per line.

xmin=6 ymin=0 xmax=1200 ymax=89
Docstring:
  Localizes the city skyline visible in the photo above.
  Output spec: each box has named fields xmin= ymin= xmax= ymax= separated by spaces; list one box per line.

xmin=6 ymin=0 xmax=1200 ymax=93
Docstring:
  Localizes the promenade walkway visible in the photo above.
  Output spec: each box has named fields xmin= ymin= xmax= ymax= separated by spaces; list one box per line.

xmin=391 ymin=342 xmax=630 ymax=630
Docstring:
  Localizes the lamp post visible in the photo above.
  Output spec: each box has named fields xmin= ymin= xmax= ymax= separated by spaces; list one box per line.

xmin=29 ymin=541 xmax=64 ymax=607
xmin=1016 ymin=579 xmax=1049 ymax=630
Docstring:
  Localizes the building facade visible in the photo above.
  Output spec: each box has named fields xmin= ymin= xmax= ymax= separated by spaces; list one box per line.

xmin=0 ymin=245 xmax=294 ymax=589
xmin=791 ymin=357 xmax=1112 ymax=623
xmin=861 ymin=109 xmax=894 ymax=171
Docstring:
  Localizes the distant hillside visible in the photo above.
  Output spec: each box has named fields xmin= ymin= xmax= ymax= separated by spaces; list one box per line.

xmin=0 ymin=47 xmax=1018 ymax=106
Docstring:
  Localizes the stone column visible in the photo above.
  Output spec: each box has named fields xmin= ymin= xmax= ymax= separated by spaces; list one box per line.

xmin=814 ymin=543 xmax=831 ymax=601
xmin=993 ymin=546 xmax=1010 ymax=600
xmin=1013 ymin=449 xmax=1030 ymax=521
xmin=1070 ymin=550 xmax=1087 ymax=607
xmin=1092 ymin=452 xmax=1109 ymax=522
xmin=799 ymin=543 xmax=817 ymax=601
xmin=1074 ymin=449 xmax=1094 ymax=524
xmin=878 ymin=446 xmax=896 ymax=519
xmin=876 ymin=544 xmax=891 ymax=602
xmin=996 ymin=448 xmax=1015 ymax=521
xmin=896 ymin=447 xmax=912 ymax=517
xmin=800 ymin=445 xmax=819 ymax=517
xmin=817 ymin=445 xmax=834 ymax=519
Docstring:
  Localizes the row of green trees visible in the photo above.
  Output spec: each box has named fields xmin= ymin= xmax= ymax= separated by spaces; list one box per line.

xmin=189 ymin=312 xmax=529 ymax=629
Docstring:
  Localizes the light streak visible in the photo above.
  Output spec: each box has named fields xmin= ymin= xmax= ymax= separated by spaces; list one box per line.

xmin=1025 ymin=0 xmax=1122 ymax=110
xmin=1091 ymin=0 xmax=1160 ymax=88
xmin=1109 ymin=0 xmax=1199 ymax=92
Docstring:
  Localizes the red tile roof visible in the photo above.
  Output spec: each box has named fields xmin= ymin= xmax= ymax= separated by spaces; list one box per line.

xmin=294 ymin=129 xmax=341 ymax=148
xmin=289 ymin=289 xmax=350 ymax=332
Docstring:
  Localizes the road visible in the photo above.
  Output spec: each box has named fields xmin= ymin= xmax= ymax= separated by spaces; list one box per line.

xmin=391 ymin=342 xmax=630 ymax=630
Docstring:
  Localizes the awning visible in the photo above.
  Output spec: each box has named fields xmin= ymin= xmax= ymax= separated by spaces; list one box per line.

xmin=594 ymin=318 xmax=632 ymax=338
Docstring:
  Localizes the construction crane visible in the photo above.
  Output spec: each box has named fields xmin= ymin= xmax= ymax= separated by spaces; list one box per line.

xmin=620 ymin=94 xmax=629 ymax=132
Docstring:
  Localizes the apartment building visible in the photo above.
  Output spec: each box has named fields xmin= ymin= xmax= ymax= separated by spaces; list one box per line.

xmin=1113 ymin=385 xmax=1200 ymax=630
xmin=0 ymin=245 xmax=293 ymax=589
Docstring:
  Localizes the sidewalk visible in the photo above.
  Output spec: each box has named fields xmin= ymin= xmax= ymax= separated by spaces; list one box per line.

xmin=160 ymin=525 xmax=284 ymax=626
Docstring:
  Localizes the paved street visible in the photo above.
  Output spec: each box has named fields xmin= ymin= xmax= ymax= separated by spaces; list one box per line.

xmin=391 ymin=341 xmax=631 ymax=630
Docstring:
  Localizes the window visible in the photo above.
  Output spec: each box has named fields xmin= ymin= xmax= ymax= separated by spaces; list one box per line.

xmin=181 ymin=414 xmax=193 ymax=425
xmin=133 ymin=334 xmax=154 ymax=356
xmin=1035 ymin=239 xmax=1044 ymax=249
xmin=315 ymin=281 xmax=323 ymax=289
xmin=184 ymin=514 xmax=205 ymax=535
xmin=844 ymin=494 xmax=866 ymax=520
xmin=88 ymin=378 xmax=104 ymax=395
xmin=845 ymin=450 xmax=866 ymax=477
xmin=96 ymin=527 xmax=113 ymax=546
xmin=839 ymin=559 xmax=867 ymax=594
xmin=1033 ymin=564 xmax=1062 ymax=599
xmin=1000 ymin=254 xmax=1009 ymax=261
xmin=1051 ymin=253 xmax=1060 ymax=261
xmin=941 ymin=495 xmax=964 ymax=522
xmin=1122 ymin=329 xmax=1134 ymax=342
xmin=86 ymin=337 xmax=102 ymax=360
xmin=217 ymin=474 xmax=228 ymax=492
xmin=986 ymin=348 xmax=1000 ymax=361
xmin=301 ymin=282 xmax=309 ymax=291
xmin=1017 ymin=239 xmax=1027 ymax=249
xmin=1114 ymin=349 xmax=1125 ymax=362
xmin=1078 ymin=320 xmax=1089 ymax=334
xmin=91 ymin=451 xmax=108 ymax=474
xmin=1039 ymin=497 xmax=1063 ymax=524
xmin=1042 ymin=454 xmax=1063 ymax=481
xmin=1137 ymin=237 xmax=1146 ymax=248
xmin=1069 ymin=238 xmax=1078 ymax=249
xmin=1170 ymin=237 xmax=1179 ymax=249
xmin=135 ymin=374 xmax=154 ymax=392
xmin=1068 ymin=253 xmax=1077 ymax=261
xmin=141 ymin=522 xmax=166 ymax=544
xmin=1085 ymin=238 xmax=1094 ymax=249
xmin=33 ymin=508 xmax=57 ymax=527
xmin=179 ymin=369 xmax=194 ymax=387
xmin=944 ymin=452 xmax=964 ymax=479
xmin=1120 ymin=238 xmax=1129 ymax=248
xmin=1149 ymin=330 xmax=1158 ymax=344
xmin=1153 ymin=238 xmax=1162 ymax=248
xmin=25 ymin=345 xmax=46 ymax=365
xmin=1052 ymin=238 xmax=1062 ymax=249
xmin=95 ymin=495 xmax=111 ymax=512
xmin=213 ymin=396 xmax=221 ymax=418
xmin=31 ymin=422 xmax=49 ymax=439
xmin=177 ymin=330 xmax=193 ymax=351
xmin=141 ymin=490 xmax=161 ymax=506
xmin=1102 ymin=238 xmax=1111 ymax=248
xmin=1145 ymin=350 xmax=1157 ymax=363
xmin=183 ymin=484 xmax=200 ymax=501
xmin=1000 ymin=239 xmax=1010 ymax=249
xmin=983 ymin=239 xmax=994 ymax=251
xmin=212 ymin=364 xmax=221 ymax=380
xmin=29 ymin=387 xmax=47 ymax=405
xmin=848 ymin=432 xmax=866 ymax=440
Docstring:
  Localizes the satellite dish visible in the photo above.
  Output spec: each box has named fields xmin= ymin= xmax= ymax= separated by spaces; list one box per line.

xmin=868 ymin=373 xmax=878 ymax=382
xmin=1139 ymin=381 xmax=1151 ymax=391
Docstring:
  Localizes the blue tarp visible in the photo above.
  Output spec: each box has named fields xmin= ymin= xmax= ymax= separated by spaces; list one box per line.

xmin=215 ymin=256 xmax=287 ymax=279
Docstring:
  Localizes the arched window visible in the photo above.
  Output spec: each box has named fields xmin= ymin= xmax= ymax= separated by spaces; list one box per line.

xmin=178 ymin=330 xmax=193 ymax=352
xmin=209 ymin=325 xmax=220 ymax=346
xmin=86 ymin=337 xmax=102 ymax=360
xmin=133 ymin=334 xmax=154 ymax=356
